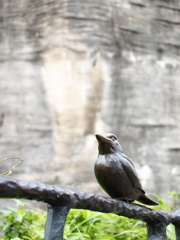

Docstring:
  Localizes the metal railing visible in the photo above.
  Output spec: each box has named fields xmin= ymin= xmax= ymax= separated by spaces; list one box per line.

xmin=0 ymin=176 xmax=179 ymax=240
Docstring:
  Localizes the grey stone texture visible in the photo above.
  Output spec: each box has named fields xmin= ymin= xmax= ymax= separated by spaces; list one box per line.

xmin=0 ymin=0 xmax=180 ymax=202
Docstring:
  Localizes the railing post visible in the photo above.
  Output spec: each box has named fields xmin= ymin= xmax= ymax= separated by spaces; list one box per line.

xmin=44 ymin=204 xmax=71 ymax=240
xmin=172 ymin=209 xmax=180 ymax=240
xmin=175 ymin=228 xmax=180 ymax=240
xmin=146 ymin=221 xmax=167 ymax=240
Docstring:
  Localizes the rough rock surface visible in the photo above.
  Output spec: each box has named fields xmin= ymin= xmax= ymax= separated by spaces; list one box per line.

xmin=0 ymin=0 xmax=180 ymax=203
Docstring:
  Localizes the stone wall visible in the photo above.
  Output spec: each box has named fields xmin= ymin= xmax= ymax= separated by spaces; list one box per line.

xmin=0 ymin=0 xmax=180 ymax=202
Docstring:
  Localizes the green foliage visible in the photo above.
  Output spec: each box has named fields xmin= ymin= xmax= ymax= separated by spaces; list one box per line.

xmin=0 ymin=201 xmax=146 ymax=240
xmin=0 ymin=200 xmax=46 ymax=240
xmin=168 ymin=191 xmax=180 ymax=210
xmin=64 ymin=210 xmax=146 ymax=240
xmin=4 ymin=239 xmax=22 ymax=240
xmin=0 ymin=193 xmax=179 ymax=240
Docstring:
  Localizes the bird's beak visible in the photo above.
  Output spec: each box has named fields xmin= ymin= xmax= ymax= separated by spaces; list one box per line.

xmin=95 ymin=134 xmax=110 ymax=143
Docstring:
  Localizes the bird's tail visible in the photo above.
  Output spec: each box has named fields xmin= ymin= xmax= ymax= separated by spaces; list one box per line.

xmin=138 ymin=195 xmax=159 ymax=206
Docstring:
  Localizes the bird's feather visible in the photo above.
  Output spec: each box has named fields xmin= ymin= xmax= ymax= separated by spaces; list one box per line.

xmin=121 ymin=155 xmax=145 ymax=194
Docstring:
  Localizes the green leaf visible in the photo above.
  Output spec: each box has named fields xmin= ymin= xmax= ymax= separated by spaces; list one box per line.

xmin=16 ymin=212 xmax=25 ymax=223
xmin=0 ymin=209 xmax=12 ymax=216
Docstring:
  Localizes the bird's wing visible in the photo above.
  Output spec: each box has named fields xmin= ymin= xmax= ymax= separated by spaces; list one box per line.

xmin=121 ymin=155 xmax=145 ymax=193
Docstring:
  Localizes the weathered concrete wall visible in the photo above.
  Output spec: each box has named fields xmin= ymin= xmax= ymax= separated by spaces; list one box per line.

xmin=0 ymin=0 xmax=180 ymax=202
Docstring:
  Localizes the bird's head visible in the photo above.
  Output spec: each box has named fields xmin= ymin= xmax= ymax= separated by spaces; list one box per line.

xmin=95 ymin=133 xmax=123 ymax=154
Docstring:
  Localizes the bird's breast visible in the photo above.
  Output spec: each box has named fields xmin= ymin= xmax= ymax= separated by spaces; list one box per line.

xmin=95 ymin=154 xmax=107 ymax=166
xmin=95 ymin=154 xmax=120 ymax=175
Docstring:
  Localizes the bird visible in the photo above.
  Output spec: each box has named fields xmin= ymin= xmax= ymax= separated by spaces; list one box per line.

xmin=94 ymin=133 xmax=158 ymax=206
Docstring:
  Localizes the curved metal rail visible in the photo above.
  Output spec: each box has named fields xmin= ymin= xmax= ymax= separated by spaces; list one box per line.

xmin=0 ymin=177 xmax=179 ymax=240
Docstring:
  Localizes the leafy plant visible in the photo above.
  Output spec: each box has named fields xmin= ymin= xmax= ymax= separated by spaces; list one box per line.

xmin=168 ymin=191 xmax=180 ymax=210
xmin=0 ymin=200 xmax=46 ymax=240
xmin=64 ymin=209 xmax=146 ymax=240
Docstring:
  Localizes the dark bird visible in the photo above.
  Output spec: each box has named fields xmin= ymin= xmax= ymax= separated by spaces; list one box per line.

xmin=94 ymin=133 xmax=158 ymax=206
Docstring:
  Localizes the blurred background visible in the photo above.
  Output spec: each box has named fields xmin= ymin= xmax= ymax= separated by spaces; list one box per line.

xmin=0 ymin=0 xmax=180 ymax=205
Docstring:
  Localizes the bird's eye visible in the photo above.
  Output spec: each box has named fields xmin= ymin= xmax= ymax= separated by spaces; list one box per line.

xmin=109 ymin=136 xmax=116 ymax=141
